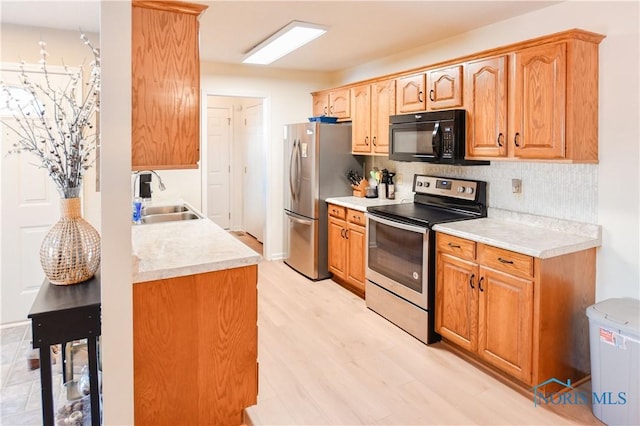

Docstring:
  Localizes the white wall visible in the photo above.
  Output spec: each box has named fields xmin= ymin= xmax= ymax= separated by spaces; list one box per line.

xmin=342 ymin=1 xmax=640 ymax=301
xmin=99 ymin=1 xmax=134 ymax=423
xmin=200 ymin=63 xmax=333 ymax=260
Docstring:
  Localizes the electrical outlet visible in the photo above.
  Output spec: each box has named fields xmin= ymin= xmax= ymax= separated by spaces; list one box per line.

xmin=512 ymin=178 xmax=522 ymax=194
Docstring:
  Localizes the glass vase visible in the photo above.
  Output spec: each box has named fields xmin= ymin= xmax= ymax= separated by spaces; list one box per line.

xmin=39 ymin=191 xmax=101 ymax=285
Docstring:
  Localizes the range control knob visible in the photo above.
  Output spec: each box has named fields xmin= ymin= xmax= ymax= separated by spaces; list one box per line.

xmin=466 ymin=187 xmax=475 ymax=194
xmin=416 ymin=181 xmax=423 ymax=187
xmin=457 ymin=186 xmax=466 ymax=193
xmin=424 ymin=181 xmax=430 ymax=187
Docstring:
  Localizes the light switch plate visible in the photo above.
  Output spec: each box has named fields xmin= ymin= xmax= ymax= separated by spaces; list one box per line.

xmin=512 ymin=178 xmax=522 ymax=194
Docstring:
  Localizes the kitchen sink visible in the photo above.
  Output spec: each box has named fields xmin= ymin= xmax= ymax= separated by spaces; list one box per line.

xmin=136 ymin=203 xmax=203 ymax=225
xmin=142 ymin=205 xmax=189 ymax=216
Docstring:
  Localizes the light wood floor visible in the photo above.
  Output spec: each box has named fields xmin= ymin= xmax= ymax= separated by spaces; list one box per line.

xmin=246 ymin=260 xmax=602 ymax=425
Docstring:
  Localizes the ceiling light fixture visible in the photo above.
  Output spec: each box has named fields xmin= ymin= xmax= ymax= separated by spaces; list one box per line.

xmin=242 ymin=20 xmax=328 ymax=65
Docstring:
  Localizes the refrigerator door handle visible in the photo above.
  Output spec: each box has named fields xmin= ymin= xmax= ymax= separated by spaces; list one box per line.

xmin=285 ymin=211 xmax=314 ymax=226
xmin=295 ymin=138 xmax=302 ymax=199
xmin=289 ymin=140 xmax=297 ymax=201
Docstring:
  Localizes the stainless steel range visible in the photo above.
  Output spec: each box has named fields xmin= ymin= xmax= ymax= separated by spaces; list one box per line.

xmin=366 ymin=174 xmax=487 ymax=344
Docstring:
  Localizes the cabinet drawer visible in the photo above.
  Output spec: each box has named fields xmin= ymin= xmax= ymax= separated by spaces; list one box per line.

xmin=328 ymin=204 xmax=346 ymax=220
xmin=478 ymin=244 xmax=533 ymax=278
xmin=347 ymin=209 xmax=366 ymax=226
xmin=437 ymin=233 xmax=476 ymax=261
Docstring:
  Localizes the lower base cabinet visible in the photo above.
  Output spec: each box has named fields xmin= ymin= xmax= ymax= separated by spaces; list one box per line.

xmin=133 ymin=265 xmax=258 ymax=425
xmin=435 ymin=232 xmax=595 ymax=394
xmin=328 ymin=204 xmax=366 ymax=297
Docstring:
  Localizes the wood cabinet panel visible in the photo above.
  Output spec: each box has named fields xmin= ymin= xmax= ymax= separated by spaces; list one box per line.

xmin=436 ymin=252 xmax=478 ymax=352
xmin=437 ymin=233 xmax=476 ymax=261
xmin=478 ymin=244 xmax=533 ymax=279
xmin=511 ymin=43 xmax=566 ymax=159
xmin=312 ymin=93 xmax=329 ymax=117
xmin=328 ymin=216 xmax=347 ymax=280
xmin=329 ymin=88 xmax=351 ymax=119
xmin=396 ymin=74 xmax=426 ymax=113
xmin=477 ymin=266 xmax=533 ymax=383
xmin=132 ymin=1 xmax=206 ymax=170
xmin=371 ymin=80 xmax=395 ymax=154
xmin=133 ymin=265 xmax=258 ymax=425
xmin=347 ymin=223 xmax=366 ymax=288
xmin=352 ymin=85 xmax=372 ymax=153
xmin=327 ymin=204 xmax=366 ymax=297
xmin=427 ymin=65 xmax=463 ymax=110
xmin=465 ymin=56 xmax=508 ymax=158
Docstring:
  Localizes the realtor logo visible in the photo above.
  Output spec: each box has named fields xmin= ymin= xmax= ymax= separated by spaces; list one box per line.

xmin=531 ymin=378 xmax=627 ymax=408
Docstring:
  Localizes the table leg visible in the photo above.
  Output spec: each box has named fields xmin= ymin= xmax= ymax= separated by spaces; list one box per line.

xmin=87 ymin=337 xmax=101 ymax=426
xmin=38 ymin=345 xmax=55 ymax=426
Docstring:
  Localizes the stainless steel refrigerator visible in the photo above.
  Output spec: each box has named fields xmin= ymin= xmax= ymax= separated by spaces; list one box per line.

xmin=284 ymin=122 xmax=362 ymax=280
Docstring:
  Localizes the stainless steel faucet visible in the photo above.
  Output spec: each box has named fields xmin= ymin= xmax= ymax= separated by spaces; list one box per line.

xmin=132 ymin=170 xmax=166 ymax=199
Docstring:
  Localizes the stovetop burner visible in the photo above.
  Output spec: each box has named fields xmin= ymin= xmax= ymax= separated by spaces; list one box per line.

xmin=367 ymin=175 xmax=487 ymax=227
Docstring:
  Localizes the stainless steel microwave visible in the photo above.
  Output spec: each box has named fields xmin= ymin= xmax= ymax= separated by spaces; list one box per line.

xmin=389 ymin=109 xmax=488 ymax=165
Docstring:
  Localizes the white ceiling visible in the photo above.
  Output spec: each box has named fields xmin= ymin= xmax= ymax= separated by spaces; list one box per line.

xmin=1 ymin=1 xmax=560 ymax=72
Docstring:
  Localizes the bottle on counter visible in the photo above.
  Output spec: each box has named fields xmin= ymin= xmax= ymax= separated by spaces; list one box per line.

xmin=387 ymin=173 xmax=396 ymax=199
xmin=132 ymin=197 xmax=143 ymax=224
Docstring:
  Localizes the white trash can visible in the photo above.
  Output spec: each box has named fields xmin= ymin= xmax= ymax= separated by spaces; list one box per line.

xmin=586 ymin=297 xmax=640 ymax=425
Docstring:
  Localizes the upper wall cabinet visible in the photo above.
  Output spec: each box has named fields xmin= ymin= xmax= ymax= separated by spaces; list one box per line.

xmin=466 ymin=32 xmax=604 ymax=162
xmin=426 ymin=65 xmax=463 ymax=110
xmin=312 ymin=88 xmax=351 ymax=119
xmin=131 ymin=0 xmax=208 ymax=171
xmin=395 ymin=74 xmax=426 ymax=113
xmin=351 ymin=80 xmax=395 ymax=155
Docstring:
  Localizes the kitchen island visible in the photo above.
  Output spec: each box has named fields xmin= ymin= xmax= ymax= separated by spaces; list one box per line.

xmin=131 ymin=211 xmax=260 ymax=425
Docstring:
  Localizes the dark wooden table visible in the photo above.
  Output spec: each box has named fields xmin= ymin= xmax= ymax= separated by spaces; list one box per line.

xmin=28 ymin=273 xmax=101 ymax=426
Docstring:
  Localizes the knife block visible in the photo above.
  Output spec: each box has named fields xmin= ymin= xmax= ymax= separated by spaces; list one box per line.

xmin=352 ymin=179 xmax=368 ymax=197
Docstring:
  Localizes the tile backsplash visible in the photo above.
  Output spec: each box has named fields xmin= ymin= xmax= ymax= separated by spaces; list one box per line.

xmin=367 ymin=158 xmax=598 ymax=224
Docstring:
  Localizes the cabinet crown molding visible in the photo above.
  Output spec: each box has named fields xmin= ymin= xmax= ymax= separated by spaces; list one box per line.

xmin=132 ymin=0 xmax=208 ymax=16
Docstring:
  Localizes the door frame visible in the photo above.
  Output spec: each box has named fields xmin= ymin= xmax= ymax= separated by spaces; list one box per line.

xmin=200 ymin=91 xmax=270 ymax=258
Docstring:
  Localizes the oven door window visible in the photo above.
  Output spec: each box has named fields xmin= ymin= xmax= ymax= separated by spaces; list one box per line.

xmin=368 ymin=218 xmax=425 ymax=293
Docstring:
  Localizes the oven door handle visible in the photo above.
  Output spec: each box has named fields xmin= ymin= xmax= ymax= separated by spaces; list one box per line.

xmin=366 ymin=213 xmax=427 ymax=234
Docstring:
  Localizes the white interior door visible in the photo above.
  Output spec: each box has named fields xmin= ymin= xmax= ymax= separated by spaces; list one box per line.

xmin=243 ymin=103 xmax=265 ymax=242
xmin=206 ymin=106 xmax=231 ymax=228
xmin=1 ymin=66 xmax=68 ymax=324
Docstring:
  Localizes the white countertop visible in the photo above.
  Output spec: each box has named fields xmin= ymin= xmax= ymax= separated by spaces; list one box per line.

xmin=433 ymin=215 xmax=602 ymax=259
xmin=325 ymin=196 xmax=408 ymax=212
xmin=132 ymin=204 xmax=261 ymax=283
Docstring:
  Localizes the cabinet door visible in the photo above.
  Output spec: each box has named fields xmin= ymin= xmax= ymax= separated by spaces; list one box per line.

xmin=436 ymin=252 xmax=479 ymax=352
xmin=327 ymin=216 xmax=347 ymax=280
xmin=329 ymin=88 xmax=351 ymax=119
xmin=511 ymin=43 xmax=566 ymax=159
xmin=132 ymin=4 xmax=203 ymax=170
xmin=312 ymin=93 xmax=329 ymax=117
xmin=346 ymin=223 xmax=366 ymax=292
xmin=396 ymin=74 xmax=426 ymax=113
xmin=477 ymin=266 xmax=533 ymax=384
xmin=371 ymin=80 xmax=395 ymax=155
xmin=351 ymin=85 xmax=372 ymax=154
xmin=427 ymin=65 xmax=463 ymax=110
xmin=465 ymin=56 xmax=508 ymax=158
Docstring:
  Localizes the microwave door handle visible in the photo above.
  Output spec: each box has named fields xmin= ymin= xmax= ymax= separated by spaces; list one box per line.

xmin=432 ymin=122 xmax=441 ymax=157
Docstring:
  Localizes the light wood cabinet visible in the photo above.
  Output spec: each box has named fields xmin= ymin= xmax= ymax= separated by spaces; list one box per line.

xmin=133 ymin=265 xmax=258 ymax=425
xmin=327 ymin=204 xmax=366 ymax=297
xmin=427 ymin=65 xmax=463 ymax=110
xmin=466 ymin=34 xmax=603 ymax=162
xmin=352 ymin=80 xmax=395 ymax=155
xmin=131 ymin=1 xmax=207 ymax=170
xmin=312 ymin=88 xmax=351 ymax=119
xmin=436 ymin=232 xmax=595 ymax=392
xmin=396 ymin=73 xmax=426 ymax=113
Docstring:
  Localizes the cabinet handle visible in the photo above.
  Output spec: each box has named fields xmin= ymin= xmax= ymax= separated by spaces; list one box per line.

xmin=340 ymin=229 xmax=346 ymax=238
xmin=514 ymin=132 xmax=521 ymax=147
xmin=418 ymin=91 xmax=423 ymax=103
xmin=324 ymin=106 xmax=328 ymax=115
xmin=469 ymin=273 xmax=475 ymax=289
xmin=448 ymin=242 xmax=461 ymax=249
xmin=329 ymin=105 xmax=334 ymax=115
xmin=429 ymin=89 xmax=435 ymax=102
xmin=498 ymin=257 xmax=514 ymax=264
xmin=364 ymin=136 xmax=369 ymax=146
xmin=497 ymin=133 xmax=504 ymax=147
xmin=345 ymin=229 xmax=349 ymax=240
xmin=478 ymin=277 xmax=485 ymax=292
xmin=372 ymin=136 xmax=377 ymax=146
